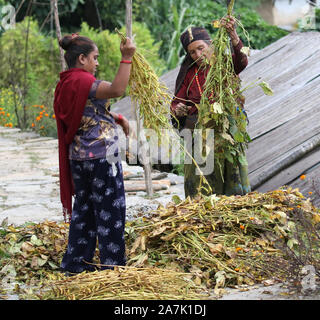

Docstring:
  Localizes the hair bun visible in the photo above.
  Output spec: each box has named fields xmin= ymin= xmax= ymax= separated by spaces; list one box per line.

xmin=59 ymin=35 xmax=73 ymax=51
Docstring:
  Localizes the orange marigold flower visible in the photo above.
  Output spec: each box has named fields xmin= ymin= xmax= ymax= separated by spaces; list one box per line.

xmin=36 ymin=116 xmax=41 ymax=121
xmin=240 ymin=224 xmax=245 ymax=230
xmin=309 ymin=191 xmax=313 ymax=195
xmin=235 ymin=247 xmax=242 ymax=252
xmin=40 ymin=105 xmax=44 ymax=109
xmin=300 ymin=174 xmax=306 ymax=180
xmin=31 ymin=123 xmax=35 ymax=127
xmin=7 ymin=113 xmax=10 ymax=117
xmin=45 ymin=113 xmax=49 ymax=117
xmin=234 ymin=268 xmax=240 ymax=272
xmin=40 ymin=125 xmax=44 ymax=129
xmin=8 ymin=123 xmax=13 ymax=128
xmin=249 ymin=217 xmax=254 ymax=220
xmin=52 ymin=114 xmax=56 ymax=119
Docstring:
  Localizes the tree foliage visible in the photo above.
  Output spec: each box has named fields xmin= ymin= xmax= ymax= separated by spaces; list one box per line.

xmin=132 ymin=0 xmax=288 ymax=71
xmin=0 ymin=17 xmax=165 ymax=132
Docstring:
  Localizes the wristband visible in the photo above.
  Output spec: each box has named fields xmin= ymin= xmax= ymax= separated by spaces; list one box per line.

xmin=116 ymin=114 xmax=124 ymax=124
xmin=120 ymin=60 xmax=132 ymax=64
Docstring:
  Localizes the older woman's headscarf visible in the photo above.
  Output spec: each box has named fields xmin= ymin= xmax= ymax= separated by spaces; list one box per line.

xmin=175 ymin=27 xmax=211 ymax=95
xmin=180 ymin=27 xmax=211 ymax=53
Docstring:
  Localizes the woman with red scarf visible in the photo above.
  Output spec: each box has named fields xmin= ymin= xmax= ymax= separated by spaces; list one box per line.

xmin=54 ymin=33 xmax=135 ymax=274
xmin=171 ymin=16 xmax=251 ymax=198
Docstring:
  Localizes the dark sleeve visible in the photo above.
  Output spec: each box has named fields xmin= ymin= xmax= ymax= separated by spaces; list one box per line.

xmin=232 ymin=39 xmax=248 ymax=75
xmin=171 ymin=75 xmax=189 ymax=113
xmin=88 ymin=80 xmax=102 ymax=99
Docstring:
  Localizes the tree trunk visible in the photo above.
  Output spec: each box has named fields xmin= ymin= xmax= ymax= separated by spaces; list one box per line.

xmin=51 ymin=0 xmax=66 ymax=71
xmin=93 ymin=0 xmax=103 ymax=31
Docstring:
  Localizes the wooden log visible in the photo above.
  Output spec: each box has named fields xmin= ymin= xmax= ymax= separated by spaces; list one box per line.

xmin=124 ymin=180 xmax=171 ymax=192
xmin=250 ymin=133 xmax=320 ymax=190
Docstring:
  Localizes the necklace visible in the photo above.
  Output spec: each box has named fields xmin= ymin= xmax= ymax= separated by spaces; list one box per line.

xmin=195 ymin=67 xmax=203 ymax=95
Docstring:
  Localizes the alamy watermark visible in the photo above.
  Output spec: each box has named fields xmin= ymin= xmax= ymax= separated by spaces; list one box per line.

xmin=301 ymin=265 xmax=318 ymax=293
xmin=0 ymin=4 xmax=15 ymax=31
xmin=111 ymin=123 xmax=216 ymax=175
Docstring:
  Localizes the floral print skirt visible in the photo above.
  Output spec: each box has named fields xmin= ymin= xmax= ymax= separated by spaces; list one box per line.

xmin=61 ymin=158 xmax=126 ymax=273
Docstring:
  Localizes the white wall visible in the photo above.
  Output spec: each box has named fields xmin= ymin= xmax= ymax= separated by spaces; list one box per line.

xmin=257 ymin=0 xmax=317 ymax=30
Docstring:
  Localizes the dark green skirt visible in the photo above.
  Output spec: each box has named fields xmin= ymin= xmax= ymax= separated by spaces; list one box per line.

xmin=184 ymin=154 xmax=251 ymax=198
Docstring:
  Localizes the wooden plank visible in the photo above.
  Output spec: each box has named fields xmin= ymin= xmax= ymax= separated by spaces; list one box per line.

xmin=242 ymin=32 xmax=317 ymax=68
xmin=125 ymin=184 xmax=168 ymax=192
xmin=289 ymin=164 xmax=320 ymax=208
xmin=124 ymin=179 xmax=171 ymax=192
xmin=244 ymin=50 xmax=320 ymax=111
xmin=247 ymin=104 xmax=320 ymax=173
xmin=253 ymin=146 xmax=320 ymax=191
xmin=246 ymin=76 xmax=320 ymax=139
xmin=242 ymin=33 xmax=320 ymax=83
xmin=243 ymin=58 xmax=320 ymax=120
xmin=245 ymin=48 xmax=320 ymax=104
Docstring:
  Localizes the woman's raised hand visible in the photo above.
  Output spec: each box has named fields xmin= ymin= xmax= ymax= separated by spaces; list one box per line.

xmin=120 ymin=37 xmax=136 ymax=60
xmin=220 ymin=15 xmax=240 ymax=46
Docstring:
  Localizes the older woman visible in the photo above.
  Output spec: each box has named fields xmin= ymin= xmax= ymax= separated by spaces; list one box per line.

xmin=171 ymin=16 xmax=251 ymax=198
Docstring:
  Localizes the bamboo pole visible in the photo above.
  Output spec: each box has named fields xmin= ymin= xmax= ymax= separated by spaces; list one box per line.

xmin=126 ymin=0 xmax=153 ymax=196
xmin=51 ymin=0 xmax=66 ymax=71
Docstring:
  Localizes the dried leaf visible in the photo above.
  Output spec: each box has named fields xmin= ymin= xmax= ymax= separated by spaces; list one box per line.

xmin=130 ymin=236 xmax=141 ymax=254
xmin=207 ymin=243 xmax=223 ymax=255
xmin=214 ymin=271 xmax=226 ymax=289
xmin=30 ymin=235 xmax=43 ymax=246
xmin=213 ymin=102 xmax=223 ymax=114
xmin=259 ymin=81 xmax=274 ymax=96
xmin=241 ymin=46 xmax=251 ymax=56
xmin=21 ymin=242 xmax=33 ymax=253
xmin=150 ymin=226 xmax=167 ymax=238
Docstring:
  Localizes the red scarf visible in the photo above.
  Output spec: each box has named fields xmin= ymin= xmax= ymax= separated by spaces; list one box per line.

xmin=53 ymin=68 xmax=96 ymax=222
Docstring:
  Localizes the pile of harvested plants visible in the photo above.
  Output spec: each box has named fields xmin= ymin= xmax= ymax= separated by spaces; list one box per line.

xmin=1 ymin=188 xmax=319 ymax=299
xmin=0 ymin=220 xmax=69 ymax=285
xmin=28 ymin=266 xmax=210 ymax=300
xmin=125 ymin=188 xmax=320 ymax=289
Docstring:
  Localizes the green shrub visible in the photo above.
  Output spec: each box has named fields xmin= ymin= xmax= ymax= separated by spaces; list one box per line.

xmin=0 ymin=88 xmax=18 ymax=128
xmin=79 ymin=21 xmax=165 ymax=80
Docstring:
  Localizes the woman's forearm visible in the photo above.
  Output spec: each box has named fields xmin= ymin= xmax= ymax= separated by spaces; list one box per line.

xmin=108 ymin=61 xmax=132 ymax=97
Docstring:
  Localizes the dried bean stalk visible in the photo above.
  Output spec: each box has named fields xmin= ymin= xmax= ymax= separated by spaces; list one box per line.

xmin=197 ymin=0 xmax=251 ymax=178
